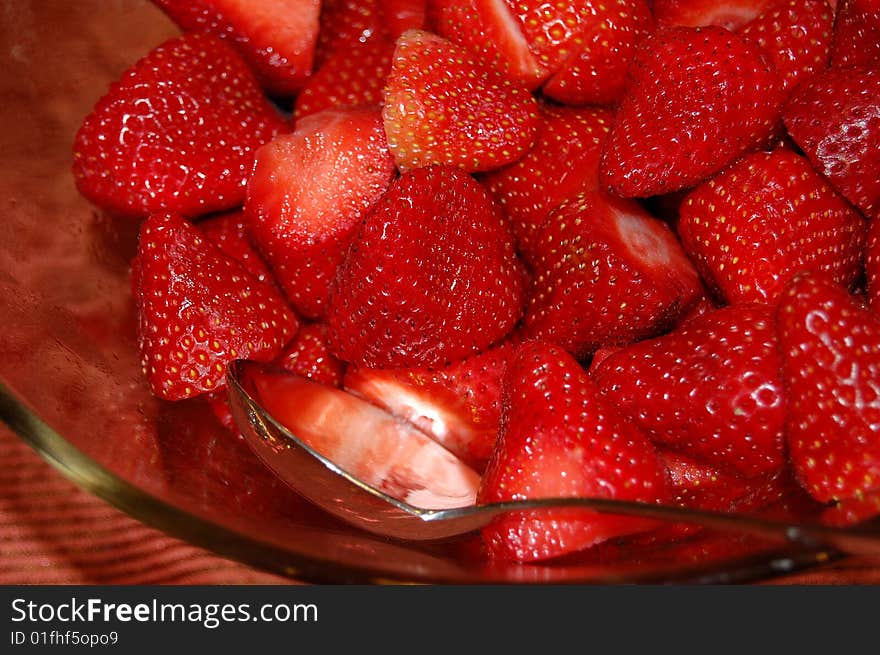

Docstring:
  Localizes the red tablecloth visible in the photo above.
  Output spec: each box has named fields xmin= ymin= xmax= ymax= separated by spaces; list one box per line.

xmin=1 ymin=423 xmax=877 ymax=585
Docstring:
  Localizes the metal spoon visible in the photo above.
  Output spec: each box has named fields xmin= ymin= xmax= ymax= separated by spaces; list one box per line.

xmin=226 ymin=359 xmax=880 ymax=555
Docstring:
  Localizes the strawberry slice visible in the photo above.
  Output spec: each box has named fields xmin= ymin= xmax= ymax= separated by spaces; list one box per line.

xmin=482 ymin=104 xmax=614 ymax=263
xmin=738 ymin=0 xmax=834 ymax=94
xmin=327 ymin=165 xmax=525 ymax=368
xmin=276 ymin=323 xmax=347 ymax=388
xmin=197 ymin=210 xmax=274 ymax=285
xmin=592 ymin=303 xmax=787 ymax=477
xmin=382 ymin=30 xmax=540 ymax=173
xmin=132 ymin=212 xmax=299 ymax=401
xmin=477 ymin=340 xmax=670 ymax=562
xmin=520 ymin=190 xmax=704 ymax=358
xmin=245 ymin=106 xmax=396 ymax=320
xmin=250 ymin=368 xmax=481 ymax=509
xmin=652 ymin=0 xmax=780 ymax=30
xmin=599 ymin=26 xmax=782 ymax=198
xmin=72 ymin=34 xmax=286 ymax=219
xmin=776 ymin=272 xmax=880 ymax=503
xmin=152 ymin=0 xmax=321 ymax=96
xmin=344 ymin=339 xmax=517 ymax=471
xmin=678 ymin=149 xmax=867 ymax=305
xmin=783 ymin=67 xmax=880 ymax=220
xmin=830 ymin=0 xmax=880 ymax=69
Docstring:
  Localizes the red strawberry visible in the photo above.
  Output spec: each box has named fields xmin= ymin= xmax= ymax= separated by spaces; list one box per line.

xmin=293 ymin=37 xmax=395 ymax=119
xmin=276 ymin=322 xmax=347 ymax=388
xmin=206 ymin=390 xmax=238 ymax=433
xmin=197 ymin=210 xmax=274 ymax=285
xmin=477 ymin=340 xmax=670 ymax=562
xmin=822 ymin=489 xmax=880 ymax=527
xmin=344 ymin=339 xmax=517 ymax=471
xmin=599 ymin=26 xmax=783 ymax=198
xmin=245 ymin=106 xmax=396 ymax=320
xmin=72 ymin=34 xmax=286 ymax=219
xmin=776 ymin=272 xmax=880 ymax=503
xmin=783 ymin=67 xmax=880 ymax=220
xmin=152 ymin=0 xmax=321 ymax=96
xmin=738 ymin=0 xmax=834 ymax=94
xmin=482 ymin=104 xmax=614 ymax=263
xmin=382 ymin=30 xmax=540 ymax=173
xmin=327 ymin=165 xmax=524 ymax=368
xmin=830 ymin=0 xmax=880 ymax=69
xmin=652 ymin=0 xmax=780 ymax=30
xmin=867 ymin=218 xmax=880 ymax=313
xmin=540 ymin=0 xmax=655 ymax=106
xmin=520 ymin=190 xmax=704 ymax=358
xmin=678 ymin=149 xmax=867 ymax=305
xmin=592 ymin=303 xmax=788 ymax=477
xmin=250 ymin=367 xmax=481 ymax=508
xmin=132 ymin=212 xmax=299 ymax=401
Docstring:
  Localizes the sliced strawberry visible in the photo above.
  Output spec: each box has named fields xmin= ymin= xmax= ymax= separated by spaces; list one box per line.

xmin=482 ymin=104 xmax=614 ymax=263
xmin=276 ymin=322 xmax=347 ymax=388
xmin=776 ymin=272 xmax=880 ymax=503
xmin=72 ymin=34 xmax=286 ymax=219
xmin=477 ymin=340 xmax=670 ymax=562
xmin=250 ymin=368 xmax=481 ymax=508
xmin=783 ymin=67 xmax=880 ymax=220
xmin=652 ymin=0 xmax=780 ymax=30
xmin=293 ymin=37 xmax=395 ymax=119
xmin=344 ymin=339 xmax=517 ymax=471
xmin=382 ymin=29 xmax=540 ymax=173
xmin=678 ymin=149 xmax=867 ymax=305
xmin=132 ymin=213 xmax=299 ymax=401
xmin=867 ymin=218 xmax=880 ymax=313
xmin=520 ymin=190 xmax=704 ymax=358
xmin=592 ymin=303 xmax=787 ymax=477
xmin=540 ymin=0 xmax=655 ymax=106
xmin=197 ymin=210 xmax=274 ymax=285
xmin=152 ymin=0 xmax=321 ymax=96
xmin=738 ymin=0 xmax=834 ymax=94
xmin=599 ymin=26 xmax=782 ymax=198
xmin=328 ymin=165 xmax=524 ymax=368
xmin=830 ymin=0 xmax=880 ymax=69
xmin=245 ymin=106 xmax=396 ymax=320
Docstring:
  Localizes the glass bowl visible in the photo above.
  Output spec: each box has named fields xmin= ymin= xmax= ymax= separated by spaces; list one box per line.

xmin=0 ymin=0 xmax=873 ymax=584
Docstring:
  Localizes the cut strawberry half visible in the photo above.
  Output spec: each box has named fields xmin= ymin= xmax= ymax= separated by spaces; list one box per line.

xmin=245 ymin=106 xmax=396 ymax=320
xmin=132 ymin=212 xmax=299 ymax=401
xmin=276 ymin=322 xmax=347 ymax=388
xmin=72 ymin=33 xmax=286 ymax=219
xmin=478 ymin=340 xmax=670 ymax=562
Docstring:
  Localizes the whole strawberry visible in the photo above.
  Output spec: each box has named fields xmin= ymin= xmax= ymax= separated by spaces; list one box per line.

xmin=776 ymin=273 xmax=880 ymax=503
xmin=132 ymin=212 xmax=299 ymax=401
xmin=72 ymin=34 xmax=285 ymax=219
xmin=600 ymin=25 xmax=782 ymax=198
xmin=327 ymin=165 xmax=524 ymax=369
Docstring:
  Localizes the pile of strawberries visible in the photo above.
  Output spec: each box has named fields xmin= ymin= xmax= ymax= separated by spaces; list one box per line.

xmin=71 ymin=0 xmax=880 ymax=562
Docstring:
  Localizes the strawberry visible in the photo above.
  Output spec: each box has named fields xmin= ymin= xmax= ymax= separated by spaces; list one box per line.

xmin=599 ymin=26 xmax=783 ymax=198
xmin=276 ymin=322 xmax=347 ymax=388
xmin=250 ymin=367 xmax=481 ymax=508
xmin=151 ymin=0 xmax=321 ymax=96
xmin=344 ymin=339 xmax=517 ymax=471
xmin=482 ymin=104 xmax=614 ymax=263
xmin=520 ymin=190 xmax=704 ymax=359
xmin=327 ymin=165 xmax=524 ymax=368
xmin=651 ymin=0 xmax=780 ymax=30
xmin=382 ymin=30 xmax=540 ymax=173
xmin=677 ymin=149 xmax=867 ymax=305
xmin=661 ymin=450 xmax=760 ymax=513
xmin=783 ymin=67 xmax=880 ymax=220
xmin=822 ymin=489 xmax=880 ymax=527
xmin=72 ymin=34 xmax=286 ymax=219
xmin=867 ymin=218 xmax=880 ymax=313
xmin=293 ymin=37 xmax=395 ymax=119
xmin=738 ymin=0 xmax=834 ymax=94
xmin=830 ymin=0 xmax=880 ymax=69
xmin=197 ymin=210 xmax=274 ymax=285
xmin=477 ymin=340 xmax=670 ymax=562
xmin=776 ymin=272 xmax=880 ymax=503
xmin=132 ymin=212 xmax=299 ymax=401
xmin=245 ymin=106 xmax=396 ymax=320
xmin=592 ymin=303 xmax=787 ymax=477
